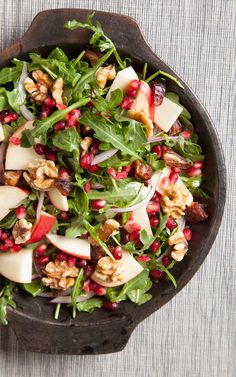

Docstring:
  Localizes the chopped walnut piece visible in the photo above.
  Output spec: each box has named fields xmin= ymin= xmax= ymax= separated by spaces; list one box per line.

xmin=23 ymin=158 xmax=58 ymax=191
xmin=185 ymin=202 xmax=208 ymax=223
xmin=32 ymin=70 xmax=53 ymax=91
xmin=127 ymin=108 xmax=154 ymax=138
xmin=80 ymin=137 xmax=93 ymax=156
xmin=96 ymin=64 xmax=116 ymax=89
xmin=89 ymin=219 xmax=120 ymax=246
xmin=168 ymin=230 xmax=188 ymax=262
xmin=84 ymin=49 xmax=102 ymax=66
xmin=161 ymin=182 xmax=193 ymax=219
xmin=4 ymin=170 xmax=22 ymax=186
xmin=52 ymin=78 xmax=64 ymax=105
xmin=24 ymin=70 xmax=53 ymax=104
xmin=12 ymin=219 xmax=33 ymax=244
xmin=162 ymin=147 xmax=192 ymax=169
xmin=93 ymin=256 xmax=123 ymax=283
xmin=42 ymin=260 xmax=79 ymax=290
xmin=134 ymin=160 xmax=153 ymax=182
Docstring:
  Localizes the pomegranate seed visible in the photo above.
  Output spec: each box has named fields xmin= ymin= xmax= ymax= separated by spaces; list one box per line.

xmin=4 ymin=238 xmax=14 ymax=248
xmin=67 ymin=115 xmax=79 ymax=127
xmin=89 ymin=164 xmax=99 ymax=173
xmin=116 ymin=171 xmax=127 ymax=180
xmin=85 ymin=264 xmax=94 ymax=276
xmin=83 ymin=279 xmax=91 ymax=292
xmin=84 ymin=181 xmax=91 ymax=193
xmin=120 ymin=96 xmax=134 ymax=110
xmin=95 ymin=286 xmax=106 ymax=296
xmin=56 ymin=252 xmax=67 ymax=261
xmin=150 ymin=217 xmax=160 ymax=228
xmin=70 ymin=109 xmax=81 ymax=118
xmin=122 ymin=164 xmax=133 ymax=173
xmin=113 ymin=246 xmax=122 ymax=260
xmin=40 ymin=104 xmax=51 ymax=119
xmin=166 ymin=218 xmax=177 ymax=230
xmin=162 ymin=255 xmax=171 ymax=267
xmin=59 ymin=211 xmax=72 ymax=221
xmin=0 ymin=244 xmax=9 ymax=252
xmin=169 ymin=171 xmax=179 ymax=184
xmin=59 ymin=167 xmax=70 ymax=180
xmin=103 ymin=300 xmax=119 ymax=311
xmin=76 ymin=259 xmax=87 ymax=267
xmin=91 ymin=199 xmax=106 ymax=210
xmin=57 ymin=104 xmax=67 ymax=110
xmin=127 ymin=87 xmax=137 ymax=97
xmin=80 ymin=153 xmax=92 ymax=170
xmin=54 ymin=120 xmax=67 ymax=131
xmin=125 ymin=222 xmax=142 ymax=233
xmin=121 ymin=232 xmax=130 ymax=244
xmin=80 ymin=232 xmax=89 ymax=239
xmin=35 ymin=143 xmax=47 ymax=155
xmin=86 ymin=101 xmax=94 ymax=108
xmin=136 ymin=255 xmax=151 ymax=262
xmin=37 ymin=256 xmax=49 ymax=265
xmin=8 ymin=235 xmax=14 ymax=241
xmin=35 ymin=243 xmax=47 ymax=256
xmin=129 ymin=79 xmax=140 ymax=90
xmin=15 ymin=205 xmax=26 ymax=219
xmin=147 ymin=201 xmax=160 ymax=215
xmin=107 ymin=167 xmax=117 ymax=179
xmin=90 ymin=140 xmax=100 ymax=154
xmin=46 ymin=151 xmax=57 ymax=162
xmin=130 ymin=230 xmax=141 ymax=246
xmin=0 ymin=232 xmax=8 ymax=241
xmin=68 ymin=256 xmax=76 ymax=267
xmin=183 ymin=228 xmax=192 ymax=241
xmin=151 ymin=145 xmax=162 ymax=158
xmin=150 ymin=240 xmax=160 ymax=253
xmin=194 ymin=161 xmax=203 ymax=169
xmin=152 ymin=192 xmax=160 ymax=202
xmin=44 ymin=97 xmax=55 ymax=107
xmin=150 ymin=269 xmax=165 ymax=280
xmin=9 ymin=136 xmax=20 ymax=145
xmin=10 ymin=244 xmax=22 ymax=253
xmin=3 ymin=112 xmax=18 ymax=123
xmin=180 ymin=130 xmax=191 ymax=139
xmin=172 ymin=167 xmax=181 ymax=173
xmin=187 ymin=167 xmax=202 ymax=177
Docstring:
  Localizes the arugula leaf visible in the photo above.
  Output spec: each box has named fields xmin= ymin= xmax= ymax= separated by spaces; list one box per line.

xmin=0 ymin=211 xmax=17 ymax=229
xmin=140 ymin=229 xmax=154 ymax=249
xmin=52 ymin=127 xmax=81 ymax=152
xmin=5 ymin=88 xmax=24 ymax=112
xmin=23 ymin=98 xmax=90 ymax=145
xmin=175 ymin=139 xmax=204 ymax=162
xmin=76 ymin=297 xmax=103 ymax=312
xmin=0 ymin=280 xmax=17 ymax=325
xmin=80 ymin=112 xmax=144 ymax=159
xmin=139 ymin=213 xmax=168 ymax=253
xmin=21 ymin=281 xmax=44 ymax=297
xmin=83 ymin=220 xmax=114 ymax=259
xmin=48 ymin=47 xmax=69 ymax=63
xmin=146 ymin=153 xmax=166 ymax=171
xmin=155 ymin=263 xmax=177 ymax=288
xmin=65 ymin=216 xmax=87 ymax=238
xmin=68 ymin=188 xmax=89 ymax=216
xmin=146 ymin=70 xmax=184 ymax=89
xmin=93 ymin=89 xmax=123 ymax=113
xmin=71 ymin=268 xmax=84 ymax=318
xmin=0 ymin=61 xmax=24 ymax=84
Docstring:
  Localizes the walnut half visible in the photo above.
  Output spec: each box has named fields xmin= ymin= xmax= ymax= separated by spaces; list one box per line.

xmin=12 ymin=219 xmax=33 ymax=244
xmin=161 ymin=181 xmax=193 ymax=219
xmin=93 ymin=256 xmax=123 ymax=283
xmin=42 ymin=260 xmax=79 ymax=290
xmin=23 ymin=158 xmax=58 ymax=191
xmin=168 ymin=230 xmax=188 ymax=262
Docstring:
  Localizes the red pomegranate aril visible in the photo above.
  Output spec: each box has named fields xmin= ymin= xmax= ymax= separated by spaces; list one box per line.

xmin=54 ymin=120 xmax=67 ymax=131
xmin=136 ymin=255 xmax=151 ymax=262
xmin=44 ymin=97 xmax=55 ymax=107
xmin=183 ymin=227 xmax=192 ymax=241
xmin=58 ymin=167 xmax=70 ymax=180
xmin=76 ymin=259 xmax=87 ymax=267
xmin=121 ymin=232 xmax=130 ymax=244
xmin=120 ymin=96 xmax=134 ymax=110
xmin=161 ymin=177 xmax=170 ymax=189
xmin=116 ymin=171 xmax=127 ymax=180
xmin=150 ymin=269 xmax=165 ymax=280
xmin=91 ymin=199 xmax=106 ymax=210
xmin=37 ymin=256 xmax=49 ymax=265
xmin=150 ymin=217 xmax=160 ymax=228
xmin=172 ymin=167 xmax=181 ymax=174
xmin=127 ymin=87 xmax=137 ymax=98
xmin=10 ymin=244 xmax=22 ymax=253
xmin=194 ymin=161 xmax=203 ymax=169
xmin=84 ymin=181 xmax=91 ymax=193
xmin=95 ymin=286 xmax=106 ymax=296
xmin=129 ymin=79 xmax=140 ymax=90
xmin=68 ymin=256 xmax=76 ymax=267
xmin=103 ymin=300 xmax=119 ymax=311
xmin=46 ymin=151 xmax=57 ymax=162
xmin=70 ymin=109 xmax=81 ymax=118
xmin=80 ymin=153 xmax=92 ymax=170
xmin=56 ymin=251 xmax=67 ymax=261
xmin=9 ymin=136 xmax=20 ymax=145
xmin=180 ymin=130 xmax=191 ymax=139
xmin=89 ymin=164 xmax=99 ymax=173
xmin=162 ymin=255 xmax=172 ymax=267
xmin=83 ymin=279 xmax=91 ymax=292
xmin=90 ymin=140 xmax=100 ymax=154
xmin=187 ymin=167 xmax=202 ymax=177
xmin=67 ymin=115 xmax=79 ymax=127
xmin=166 ymin=217 xmax=177 ymax=230
xmin=147 ymin=201 xmax=160 ymax=215
xmin=150 ymin=240 xmax=160 ymax=253
xmin=15 ymin=205 xmax=26 ymax=219
xmin=3 ymin=112 xmax=18 ymax=123
xmin=169 ymin=171 xmax=179 ymax=185
xmin=4 ymin=238 xmax=13 ymax=248
xmin=122 ymin=164 xmax=133 ymax=173
xmin=59 ymin=211 xmax=72 ymax=221
xmin=0 ymin=232 xmax=8 ymax=241
xmin=151 ymin=145 xmax=162 ymax=158
xmin=0 ymin=244 xmax=9 ymax=252
xmin=130 ymin=230 xmax=141 ymax=246
xmin=107 ymin=167 xmax=117 ymax=179
xmin=125 ymin=222 xmax=142 ymax=233
xmin=85 ymin=264 xmax=94 ymax=276
xmin=35 ymin=143 xmax=47 ymax=155
xmin=80 ymin=232 xmax=89 ymax=239
xmin=35 ymin=243 xmax=47 ymax=256
xmin=113 ymin=246 xmax=122 ymax=260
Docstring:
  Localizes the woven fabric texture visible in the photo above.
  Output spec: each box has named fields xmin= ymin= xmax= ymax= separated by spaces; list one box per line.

xmin=0 ymin=1 xmax=235 ymax=376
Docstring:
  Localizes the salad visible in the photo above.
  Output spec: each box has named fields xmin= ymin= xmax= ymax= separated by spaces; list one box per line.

xmin=0 ymin=14 xmax=208 ymax=324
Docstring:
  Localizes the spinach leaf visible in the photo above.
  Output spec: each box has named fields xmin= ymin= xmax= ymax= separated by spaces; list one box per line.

xmin=0 ymin=280 xmax=17 ymax=325
xmin=71 ymin=269 xmax=84 ymax=318
xmin=76 ymin=297 xmax=103 ymax=312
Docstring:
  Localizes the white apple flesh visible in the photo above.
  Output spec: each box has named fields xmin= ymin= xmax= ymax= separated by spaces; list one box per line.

xmin=0 ymin=123 xmax=4 ymax=142
xmin=0 ymin=248 xmax=33 ymax=283
xmin=134 ymin=80 xmax=154 ymax=119
xmin=5 ymin=120 xmax=42 ymax=170
xmin=106 ymin=66 xmax=139 ymax=100
xmin=154 ymin=97 xmax=183 ymax=133
xmin=46 ymin=234 xmax=91 ymax=260
xmin=0 ymin=185 xmax=29 ymax=221
xmin=48 ymin=188 xmax=69 ymax=212
xmin=91 ymin=250 xmax=143 ymax=287
xmin=131 ymin=205 xmax=153 ymax=236
xmin=28 ymin=211 xmax=56 ymax=244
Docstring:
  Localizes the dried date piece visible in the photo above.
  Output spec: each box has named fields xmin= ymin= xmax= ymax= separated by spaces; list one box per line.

xmin=54 ymin=179 xmax=73 ymax=196
xmin=134 ymin=160 xmax=153 ymax=182
xmin=168 ymin=119 xmax=183 ymax=135
xmin=185 ymin=202 xmax=208 ymax=223
xmin=84 ymin=49 xmax=102 ymax=67
xmin=152 ymin=82 xmax=166 ymax=107
xmin=162 ymin=147 xmax=192 ymax=169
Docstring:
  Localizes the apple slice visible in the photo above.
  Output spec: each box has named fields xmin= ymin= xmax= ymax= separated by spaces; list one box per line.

xmin=48 ymin=188 xmax=69 ymax=212
xmin=156 ymin=166 xmax=171 ymax=195
xmin=46 ymin=234 xmax=91 ymax=260
xmin=106 ymin=66 xmax=138 ymax=100
xmin=0 ymin=185 xmax=29 ymax=221
xmin=91 ymin=250 xmax=143 ymax=287
xmin=0 ymin=123 xmax=4 ymax=142
xmin=134 ymin=80 xmax=154 ymax=118
xmin=154 ymin=97 xmax=183 ymax=133
xmin=0 ymin=248 xmax=33 ymax=283
xmin=5 ymin=120 xmax=42 ymax=170
xmin=132 ymin=205 xmax=153 ymax=236
xmin=28 ymin=211 xmax=56 ymax=244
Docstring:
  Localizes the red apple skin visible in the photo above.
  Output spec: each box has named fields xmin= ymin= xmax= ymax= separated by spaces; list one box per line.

xmin=134 ymin=81 xmax=154 ymax=121
xmin=28 ymin=212 xmax=56 ymax=244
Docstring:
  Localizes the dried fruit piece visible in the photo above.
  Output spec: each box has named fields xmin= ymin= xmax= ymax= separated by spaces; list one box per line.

xmin=152 ymin=82 xmax=166 ymax=106
xmin=134 ymin=160 xmax=153 ymax=182
xmin=162 ymin=147 xmax=192 ymax=169
xmin=185 ymin=202 xmax=208 ymax=223
xmin=84 ymin=49 xmax=102 ymax=66
xmin=168 ymin=119 xmax=183 ymax=135
xmin=54 ymin=179 xmax=73 ymax=196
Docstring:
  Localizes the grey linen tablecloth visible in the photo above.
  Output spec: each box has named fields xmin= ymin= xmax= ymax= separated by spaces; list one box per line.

xmin=0 ymin=0 xmax=235 ymax=376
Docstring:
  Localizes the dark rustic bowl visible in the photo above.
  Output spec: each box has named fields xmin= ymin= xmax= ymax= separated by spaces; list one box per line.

xmin=0 ymin=9 xmax=226 ymax=355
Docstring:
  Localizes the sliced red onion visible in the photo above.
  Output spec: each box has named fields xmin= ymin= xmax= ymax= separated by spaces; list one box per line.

xmin=0 ymin=142 xmax=7 ymax=170
xmin=31 ymin=274 xmax=39 ymax=280
xmin=49 ymin=292 xmax=94 ymax=304
xmin=148 ymin=136 xmax=179 ymax=143
xmin=178 ymin=216 xmax=186 ymax=231
xmin=109 ymin=172 xmax=162 ymax=213
xmin=18 ymin=62 xmax=27 ymax=102
xmin=157 ymin=247 xmax=171 ymax=262
xmin=36 ymin=191 xmax=45 ymax=220
xmin=91 ymin=148 xmax=118 ymax=165
xmin=37 ymin=288 xmax=72 ymax=298
xmin=19 ymin=104 xmax=35 ymax=121
xmin=91 ymin=183 xmax=105 ymax=189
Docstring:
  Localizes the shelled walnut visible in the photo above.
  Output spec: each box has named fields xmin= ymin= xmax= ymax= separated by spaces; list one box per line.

xmin=93 ymin=256 xmax=123 ymax=283
xmin=12 ymin=219 xmax=33 ymax=244
xmin=161 ymin=183 xmax=192 ymax=219
xmin=23 ymin=158 xmax=58 ymax=191
xmin=127 ymin=108 xmax=154 ymax=138
xmin=42 ymin=260 xmax=79 ymax=290
xmin=96 ymin=64 xmax=116 ymax=89
xmin=168 ymin=230 xmax=188 ymax=262
xmin=89 ymin=219 xmax=120 ymax=246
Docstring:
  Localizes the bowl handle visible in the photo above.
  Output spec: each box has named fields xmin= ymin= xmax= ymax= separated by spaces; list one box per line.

xmin=8 ymin=308 xmax=136 ymax=355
